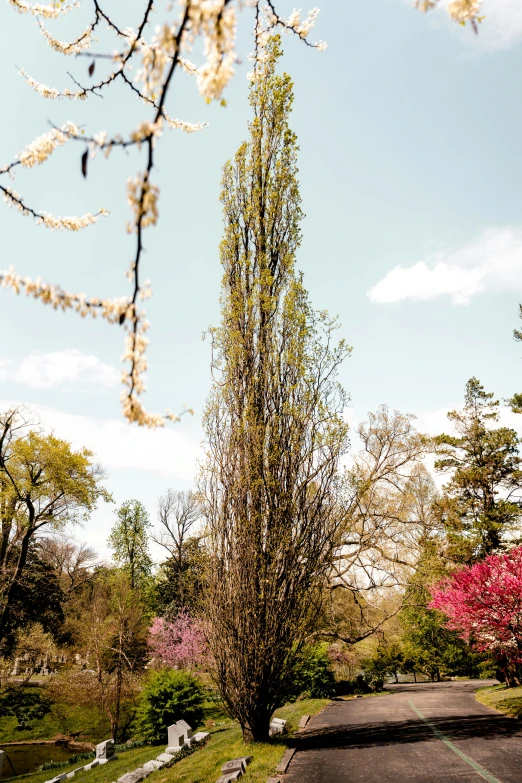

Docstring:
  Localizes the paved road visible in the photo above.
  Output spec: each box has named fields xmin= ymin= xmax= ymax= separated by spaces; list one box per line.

xmin=285 ymin=681 xmax=522 ymax=783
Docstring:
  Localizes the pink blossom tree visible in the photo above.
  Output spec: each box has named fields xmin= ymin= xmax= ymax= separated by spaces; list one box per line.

xmin=430 ymin=546 xmax=522 ymax=687
xmin=148 ymin=610 xmax=207 ymax=671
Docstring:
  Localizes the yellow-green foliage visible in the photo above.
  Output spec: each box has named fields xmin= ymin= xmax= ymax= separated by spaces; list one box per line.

xmin=202 ymin=34 xmax=350 ymax=742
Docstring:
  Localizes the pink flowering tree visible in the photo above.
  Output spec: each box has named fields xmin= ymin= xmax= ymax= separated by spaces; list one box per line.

xmin=430 ymin=546 xmax=522 ymax=687
xmin=148 ymin=611 xmax=207 ymax=671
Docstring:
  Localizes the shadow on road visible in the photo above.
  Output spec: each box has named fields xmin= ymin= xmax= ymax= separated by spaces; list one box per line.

xmin=289 ymin=714 xmax=520 ymax=752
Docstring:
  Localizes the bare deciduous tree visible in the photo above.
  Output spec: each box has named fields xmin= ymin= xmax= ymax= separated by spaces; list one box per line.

xmin=39 ymin=535 xmax=99 ymax=595
xmin=324 ymin=407 xmax=436 ymax=644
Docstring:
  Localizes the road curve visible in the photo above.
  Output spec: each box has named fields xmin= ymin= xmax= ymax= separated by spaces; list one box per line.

xmin=284 ymin=681 xmax=522 ymax=783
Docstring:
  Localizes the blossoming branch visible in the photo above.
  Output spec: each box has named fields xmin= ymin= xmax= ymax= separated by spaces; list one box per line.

xmin=0 ymin=0 xmax=325 ymax=428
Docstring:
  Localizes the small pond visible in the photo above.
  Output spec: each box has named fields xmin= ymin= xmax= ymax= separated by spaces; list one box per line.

xmin=1 ymin=744 xmax=73 ymax=779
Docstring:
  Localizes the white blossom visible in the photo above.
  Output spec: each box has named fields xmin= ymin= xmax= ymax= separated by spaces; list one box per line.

xmin=38 ymin=21 xmax=93 ymax=55
xmin=127 ymin=175 xmax=159 ymax=231
xmin=37 ymin=209 xmax=108 ymax=231
xmin=415 ymin=0 xmax=481 ymax=23
xmin=8 ymin=0 xmax=78 ymax=19
xmin=18 ymin=68 xmax=86 ymax=100
xmin=16 ymin=122 xmax=79 ymax=168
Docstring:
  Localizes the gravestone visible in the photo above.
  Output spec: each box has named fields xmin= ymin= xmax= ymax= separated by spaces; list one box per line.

xmin=193 ymin=731 xmax=209 ymax=742
xmin=117 ymin=769 xmax=148 ymax=783
xmin=269 ymin=717 xmax=287 ymax=736
xmin=82 ymin=761 xmax=99 ymax=771
xmin=221 ymin=757 xmax=251 ymax=775
xmin=216 ymin=772 xmax=242 ymax=783
xmin=176 ymin=719 xmax=193 ymax=739
xmin=0 ymin=750 xmax=4 ymax=779
xmin=143 ymin=760 xmax=163 ymax=772
xmin=156 ymin=753 xmax=175 ymax=764
xmin=167 ymin=723 xmax=186 ymax=748
xmin=96 ymin=738 xmax=115 ymax=761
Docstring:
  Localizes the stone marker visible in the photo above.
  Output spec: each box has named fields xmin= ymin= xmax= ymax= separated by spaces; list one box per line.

xmin=143 ymin=760 xmax=164 ymax=772
xmin=117 ymin=769 xmax=148 ymax=783
xmin=167 ymin=723 xmax=186 ymax=748
xmin=0 ymin=749 xmax=4 ymax=779
xmin=298 ymin=714 xmax=310 ymax=728
xmin=176 ymin=719 xmax=193 ymax=739
xmin=221 ymin=757 xmax=252 ymax=775
xmin=193 ymin=731 xmax=209 ymax=742
xmin=276 ymin=748 xmax=296 ymax=774
xmin=83 ymin=760 xmax=99 ymax=771
xmin=96 ymin=739 xmax=115 ymax=760
xmin=156 ymin=753 xmax=175 ymax=763
xmin=269 ymin=717 xmax=287 ymax=736
xmin=215 ymin=773 xmax=242 ymax=783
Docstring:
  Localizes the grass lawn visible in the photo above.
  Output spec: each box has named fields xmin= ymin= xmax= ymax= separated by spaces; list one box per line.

xmin=475 ymin=684 xmax=522 ymax=719
xmin=145 ymin=698 xmax=331 ymax=783
xmin=1 ymin=698 xmax=330 ymax=783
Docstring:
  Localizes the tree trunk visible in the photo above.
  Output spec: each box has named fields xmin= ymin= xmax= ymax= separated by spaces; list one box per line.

xmin=0 ymin=523 xmax=34 ymax=642
xmin=242 ymin=717 xmax=270 ymax=743
xmin=413 ymin=671 xmax=417 ymax=683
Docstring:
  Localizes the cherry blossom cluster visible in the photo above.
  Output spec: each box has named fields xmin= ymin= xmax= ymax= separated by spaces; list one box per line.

xmin=148 ymin=611 xmax=208 ymax=669
xmin=415 ymin=0 xmax=482 ymax=26
xmin=431 ymin=546 xmax=522 ymax=677
xmin=1 ymin=0 xmax=325 ymax=427
xmin=9 ymin=0 xmax=79 ymax=19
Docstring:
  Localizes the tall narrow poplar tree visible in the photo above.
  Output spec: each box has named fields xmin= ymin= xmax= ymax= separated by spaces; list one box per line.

xmin=200 ymin=37 xmax=350 ymax=743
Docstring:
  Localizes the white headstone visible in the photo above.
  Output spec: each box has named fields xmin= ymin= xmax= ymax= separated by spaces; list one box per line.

xmin=143 ymin=761 xmax=163 ymax=772
xmin=96 ymin=739 xmax=115 ymax=760
xmin=0 ymin=750 xmax=4 ymax=779
xmin=167 ymin=723 xmax=186 ymax=747
xmin=176 ymin=719 xmax=193 ymax=739
xmin=156 ymin=753 xmax=174 ymax=764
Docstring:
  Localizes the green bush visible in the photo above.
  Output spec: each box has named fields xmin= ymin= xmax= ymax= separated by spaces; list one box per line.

xmin=286 ymin=644 xmax=337 ymax=701
xmin=136 ymin=669 xmax=205 ymax=744
xmin=0 ymin=688 xmax=52 ymax=730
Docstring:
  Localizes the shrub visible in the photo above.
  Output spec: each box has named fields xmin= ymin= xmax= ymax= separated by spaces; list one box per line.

xmin=136 ymin=669 xmax=205 ymax=744
xmin=335 ymin=675 xmax=372 ymax=696
xmin=0 ymin=688 xmax=52 ymax=730
xmin=286 ymin=644 xmax=337 ymax=701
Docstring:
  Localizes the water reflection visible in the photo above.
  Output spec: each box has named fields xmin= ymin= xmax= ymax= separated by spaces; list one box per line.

xmin=1 ymin=744 xmax=72 ymax=778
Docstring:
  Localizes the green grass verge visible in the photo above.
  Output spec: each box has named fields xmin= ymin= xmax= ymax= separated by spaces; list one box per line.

xmin=2 ymin=698 xmax=330 ymax=783
xmin=154 ymin=698 xmax=330 ymax=783
xmin=475 ymin=683 xmax=522 ymax=719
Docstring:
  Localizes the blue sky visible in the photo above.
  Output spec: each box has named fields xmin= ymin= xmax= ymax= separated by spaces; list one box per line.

xmin=1 ymin=0 xmax=522 ymax=558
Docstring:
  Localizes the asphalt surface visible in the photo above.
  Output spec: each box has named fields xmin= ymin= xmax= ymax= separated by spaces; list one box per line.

xmin=284 ymin=681 xmax=522 ymax=783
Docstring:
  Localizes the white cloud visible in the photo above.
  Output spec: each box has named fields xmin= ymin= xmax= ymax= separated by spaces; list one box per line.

xmin=0 ymin=349 xmax=120 ymax=391
xmin=368 ymin=227 xmax=522 ymax=305
xmin=0 ymin=400 xmax=201 ymax=480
